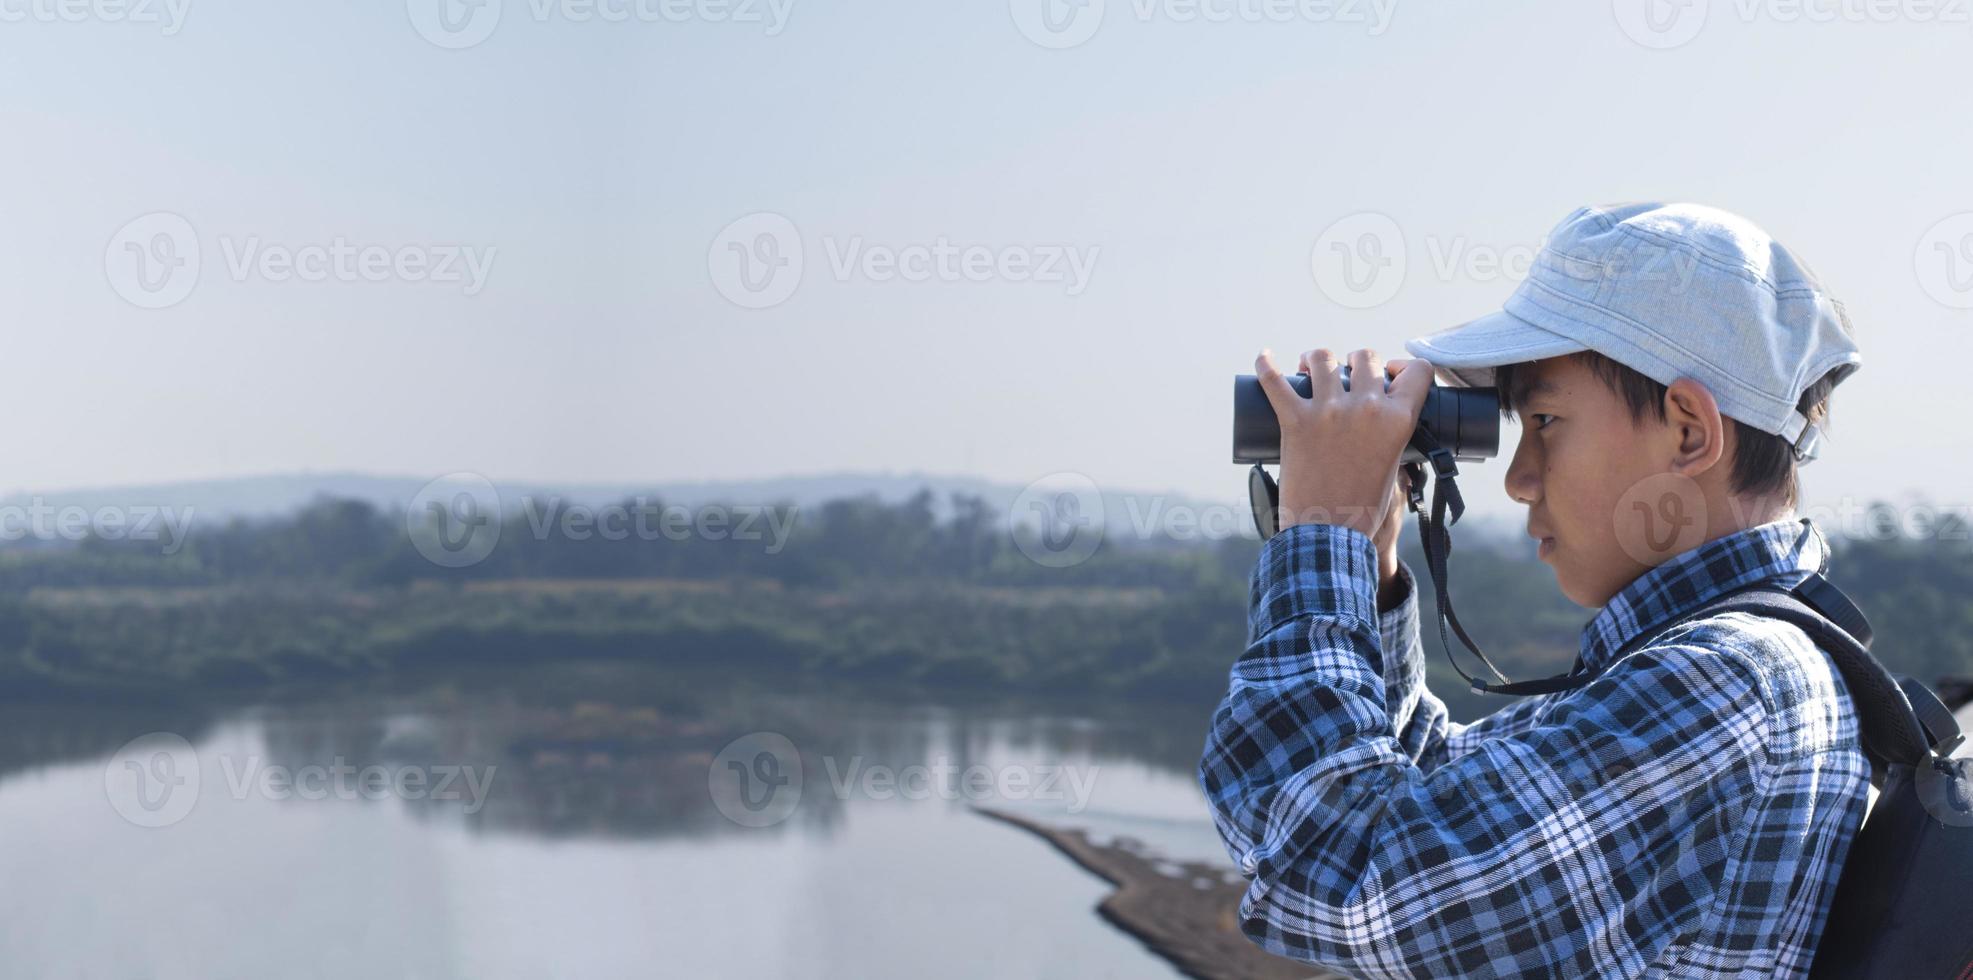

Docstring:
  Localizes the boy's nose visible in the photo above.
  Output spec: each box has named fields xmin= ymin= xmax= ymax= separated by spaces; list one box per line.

xmin=1504 ymin=431 xmax=1541 ymax=505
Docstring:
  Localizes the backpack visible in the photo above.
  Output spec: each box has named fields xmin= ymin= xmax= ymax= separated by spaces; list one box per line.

xmin=1646 ymin=573 xmax=1973 ymax=978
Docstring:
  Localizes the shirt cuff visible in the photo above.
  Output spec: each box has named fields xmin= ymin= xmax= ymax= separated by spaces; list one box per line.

xmin=1249 ymin=522 xmax=1382 ymax=641
xmin=1375 ymin=560 xmax=1423 ymax=694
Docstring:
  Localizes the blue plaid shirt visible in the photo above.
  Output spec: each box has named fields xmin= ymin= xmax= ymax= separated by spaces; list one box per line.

xmin=1199 ymin=519 xmax=1869 ymax=977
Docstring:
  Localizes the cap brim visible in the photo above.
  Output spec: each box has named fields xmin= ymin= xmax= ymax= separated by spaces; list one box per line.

xmin=1403 ymin=309 xmax=1590 ymax=388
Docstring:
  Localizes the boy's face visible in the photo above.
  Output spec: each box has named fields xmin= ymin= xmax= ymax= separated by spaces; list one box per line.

xmin=1502 ymin=355 xmax=1684 ymax=608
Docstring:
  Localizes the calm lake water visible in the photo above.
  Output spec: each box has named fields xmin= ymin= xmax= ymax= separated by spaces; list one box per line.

xmin=0 ymin=666 xmax=1231 ymax=979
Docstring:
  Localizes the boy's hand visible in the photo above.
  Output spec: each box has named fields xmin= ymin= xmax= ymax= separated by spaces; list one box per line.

xmin=1255 ymin=347 xmax=1434 ymax=541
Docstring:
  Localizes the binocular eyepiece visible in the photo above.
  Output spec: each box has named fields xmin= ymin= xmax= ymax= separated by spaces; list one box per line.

xmin=1231 ymin=367 xmax=1503 ymax=465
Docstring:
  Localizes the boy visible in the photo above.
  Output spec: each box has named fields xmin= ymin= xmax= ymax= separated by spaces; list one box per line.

xmin=1199 ymin=203 xmax=1866 ymax=977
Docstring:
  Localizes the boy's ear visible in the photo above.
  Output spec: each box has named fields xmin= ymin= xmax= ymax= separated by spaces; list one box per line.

xmin=1662 ymin=378 xmax=1726 ymax=477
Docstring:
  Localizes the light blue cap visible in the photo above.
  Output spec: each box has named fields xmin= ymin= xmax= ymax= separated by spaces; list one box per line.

xmin=1405 ymin=203 xmax=1862 ymax=462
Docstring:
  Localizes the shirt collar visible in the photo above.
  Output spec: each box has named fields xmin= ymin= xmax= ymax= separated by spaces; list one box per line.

xmin=1579 ymin=518 xmax=1831 ymax=674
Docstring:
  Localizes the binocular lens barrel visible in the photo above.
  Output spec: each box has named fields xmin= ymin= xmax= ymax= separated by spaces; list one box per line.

xmin=1231 ymin=372 xmax=1502 ymax=465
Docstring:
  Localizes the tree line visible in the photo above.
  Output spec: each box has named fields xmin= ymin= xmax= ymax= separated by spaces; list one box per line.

xmin=0 ymin=491 xmax=1965 ymax=719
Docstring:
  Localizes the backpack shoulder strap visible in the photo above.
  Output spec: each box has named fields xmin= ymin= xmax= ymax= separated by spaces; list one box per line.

xmin=1658 ymin=574 xmax=1939 ymax=772
xmin=1898 ymin=676 xmax=1962 ymax=753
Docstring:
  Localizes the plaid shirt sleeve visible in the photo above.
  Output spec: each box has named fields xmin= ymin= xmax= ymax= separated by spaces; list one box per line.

xmin=1198 ymin=523 xmax=1773 ymax=977
xmin=1371 ymin=562 xmax=1550 ymax=774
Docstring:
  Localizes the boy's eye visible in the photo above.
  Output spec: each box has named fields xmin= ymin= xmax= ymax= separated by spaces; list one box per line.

xmin=1531 ymin=414 xmax=1557 ymax=430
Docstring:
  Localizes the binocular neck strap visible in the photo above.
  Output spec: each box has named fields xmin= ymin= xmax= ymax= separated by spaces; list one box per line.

xmin=1405 ymin=431 xmax=1596 ymax=698
xmin=1244 ymin=435 xmax=1592 ymax=699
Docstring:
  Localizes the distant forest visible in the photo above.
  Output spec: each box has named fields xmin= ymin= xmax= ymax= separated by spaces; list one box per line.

xmin=0 ymin=491 xmax=1967 ymax=721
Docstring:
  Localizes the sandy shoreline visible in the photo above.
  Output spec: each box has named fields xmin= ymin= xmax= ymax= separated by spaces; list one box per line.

xmin=973 ymin=806 xmax=1340 ymax=980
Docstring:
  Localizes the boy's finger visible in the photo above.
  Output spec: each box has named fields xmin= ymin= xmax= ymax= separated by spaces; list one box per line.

xmin=1254 ymin=350 xmax=1302 ymax=418
xmin=1304 ymin=348 xmax=1340 ymax=400
xmin=1388 ymin=357 xmax=1436 ymax=408
xmin=1348 ymin=348 xmax=1380 ymax=396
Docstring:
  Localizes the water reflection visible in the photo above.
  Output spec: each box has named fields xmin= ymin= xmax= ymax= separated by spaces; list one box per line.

xmin=0 ymin=666 xmax=1218 ymax=979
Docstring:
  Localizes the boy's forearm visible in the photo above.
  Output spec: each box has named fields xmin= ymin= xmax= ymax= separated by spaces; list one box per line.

xmin=1375 ymin=554 xmax=1407 ymax=612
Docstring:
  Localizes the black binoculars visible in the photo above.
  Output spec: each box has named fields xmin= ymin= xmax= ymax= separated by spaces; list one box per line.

xmin=1231 ymin=367 xmax=1502 ymax=465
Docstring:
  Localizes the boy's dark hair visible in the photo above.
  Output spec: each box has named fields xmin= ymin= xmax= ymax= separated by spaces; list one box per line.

xmin=1493 ymin=352 xmax=1840 ymax=507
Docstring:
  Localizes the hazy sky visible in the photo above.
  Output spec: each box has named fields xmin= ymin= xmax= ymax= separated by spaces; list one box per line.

xmin=4 ymin=0 xmax=1968 ymax=523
